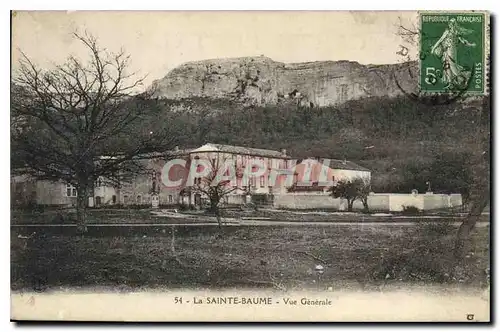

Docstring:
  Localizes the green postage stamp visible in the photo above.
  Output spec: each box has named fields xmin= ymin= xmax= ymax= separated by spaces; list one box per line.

xmin=420 ymin=12 xmax=487 ymax=94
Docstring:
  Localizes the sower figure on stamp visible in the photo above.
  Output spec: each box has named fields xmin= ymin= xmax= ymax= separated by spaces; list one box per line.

xmin=431 ymin=18 xmax=476 ymax=90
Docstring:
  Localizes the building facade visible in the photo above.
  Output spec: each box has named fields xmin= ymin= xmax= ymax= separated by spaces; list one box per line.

xmin=11 ymin=143 xmax=372 ymax=208
xmin=289 ymin=158 xmax=371 ymax=193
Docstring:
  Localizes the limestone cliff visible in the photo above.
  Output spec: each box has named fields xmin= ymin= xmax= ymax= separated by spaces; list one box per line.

xmin=150 ymin=56 xmax=418 ymax=107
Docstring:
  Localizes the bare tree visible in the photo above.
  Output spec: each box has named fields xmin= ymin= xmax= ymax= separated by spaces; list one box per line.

xmin=11 ymin=32 xmax=175 ymax=232
xmin=394 ymin=17 xmax=491 ymax=258
xmin=190 ymin=155 xmax=244 ymax=228
xmin=454 ymin=94 xmax=490 ymax=258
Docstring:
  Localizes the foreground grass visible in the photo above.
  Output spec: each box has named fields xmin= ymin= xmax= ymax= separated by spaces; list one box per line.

xmin=11 ymin=223 xmax=490 ymax=291
xmin=11 ymin=208 xmax=488 ymax=225
xmin=10 ymin=208 xmax=209 ymax=225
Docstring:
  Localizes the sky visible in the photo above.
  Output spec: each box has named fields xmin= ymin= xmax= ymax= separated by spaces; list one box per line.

xmin=12 ymin=11 xmax=418 ymax=88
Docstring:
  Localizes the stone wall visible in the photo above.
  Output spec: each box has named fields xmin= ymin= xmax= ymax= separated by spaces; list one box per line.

xmin=273 ymin=192 xmax=463 ymax=211
xmin=273 ymin=192 xmax=345 ymax=210
xmin=35 ymin=180 xmax=75 ymax=206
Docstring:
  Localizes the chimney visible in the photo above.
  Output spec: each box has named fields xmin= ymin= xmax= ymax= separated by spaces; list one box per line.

xmin=174 ymin=146 xmax=179 ymax=152
xmin=343 ymin=158 xmax=347 ymax=165
xmin=281 ymin=148 xmax=287 ymax=157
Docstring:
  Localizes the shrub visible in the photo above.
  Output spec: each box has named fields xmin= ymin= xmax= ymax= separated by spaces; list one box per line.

xmin=177 ymin=204 xmax=192 ymax=211
xmin=240 ymin=202 xmax=257 ymax=212
xmin=402 ymin=205 xmax=420 ymax=215
xmin=91 ymin=204 xmax=125 ymax=209
xmin=251 ymin=194 xmax=273 ymax=205
xmin=24 ymin=204 xmax=47 ymax=213
xmin=13 ymin=201 xmax=39 ymax=212
xmin=51 ymin=212 xmax=66 ymax=224
xmin=124 ymin=204 xmax=150 ymax=210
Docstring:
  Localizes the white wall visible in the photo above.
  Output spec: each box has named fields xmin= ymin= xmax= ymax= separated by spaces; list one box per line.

xmin=273 ymin=192 xmax=339 ymax=210
xmin=273 ymin=192 xmax=365 ymax=210
xmin=94 ymin=185 xmax=118 ymax=205
xmin=387 ymin=194 xmax=424 ymax=211
xmin=273 ymin=192 xmax=463 ymax=211
xmin=331 ymin=169 xmax=371 ymax=183
xmin=35 ymin=180 xmax=75 ymax=206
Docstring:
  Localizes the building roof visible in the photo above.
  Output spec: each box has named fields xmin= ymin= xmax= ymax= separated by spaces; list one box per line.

xmin=325 ymin=159 xmax=370 ymax=172
xmin=299 ymin=158 xmax=370 ymax=172
xmin=162 ymin=144 xmax=369 ymax=171
xmin=190 ymin=143 xmax=288 ymax=158
xmin=127 ymin=148 xmax=193 ymax=160
xmin=164 ymin=148 xmax=193 ymax=158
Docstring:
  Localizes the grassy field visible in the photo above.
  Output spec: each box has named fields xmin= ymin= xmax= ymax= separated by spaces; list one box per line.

xmin=10 ymin=207 xmax=488 ymax=225
xmin=11 ymin=222 xmax=490 ymax=292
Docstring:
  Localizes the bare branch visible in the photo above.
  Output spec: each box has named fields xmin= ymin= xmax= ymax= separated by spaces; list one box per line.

xmin=12 ymin=32 xmax=175 ymax=228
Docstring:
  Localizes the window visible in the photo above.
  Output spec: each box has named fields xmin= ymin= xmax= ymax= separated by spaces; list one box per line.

xmin=168 ymin=195 xmax=173 ymax=203
xmin=151 ymin=172 xmax=158 ymax=192
xmin=260 ymin=175 xmax=265 ymax=187
xmin=66 ymin=184 xmax=77 ymax=197
xmin=112 ymin=195 xmax=117 ymax=204
xmin=95 ymin=178 xmax=103 ymax=188
xmin=137 ymin=195 xmax=142 ymax=204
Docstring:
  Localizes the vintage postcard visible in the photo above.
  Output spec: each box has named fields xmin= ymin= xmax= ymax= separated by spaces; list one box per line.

xmin=10 ymin=10 xmax=490 ymax=322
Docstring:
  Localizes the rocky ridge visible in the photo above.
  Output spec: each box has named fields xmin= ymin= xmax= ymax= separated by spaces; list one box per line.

xmin=150 ymin=56 xmax=418 ymax=107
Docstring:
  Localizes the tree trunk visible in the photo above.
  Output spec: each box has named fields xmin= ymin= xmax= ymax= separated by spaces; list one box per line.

xmin=76 ymin=185 xmax=89 ymax=233
xmin=454 ymin=189 xmax=489 ymax=259
xmin=361 ymin=197 xmax=369 ymax=213
xmin=347 ymin=199 xmax=354 ymax=212
xmin=209 ymin=197 xmax=219 ymax=213
xmin=215 ymin=207 xmax=222 ymax=229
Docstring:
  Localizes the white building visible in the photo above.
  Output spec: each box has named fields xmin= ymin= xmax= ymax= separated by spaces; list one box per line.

xmin=11 ymin=143 xmax=372 ymax=209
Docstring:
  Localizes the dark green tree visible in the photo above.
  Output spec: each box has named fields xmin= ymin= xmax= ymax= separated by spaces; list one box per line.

xmin=329 ymin=177 xmax=371 ymax=212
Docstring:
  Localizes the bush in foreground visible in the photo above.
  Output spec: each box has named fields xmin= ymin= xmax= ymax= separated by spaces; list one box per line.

xmin=401 ymin=205 xmax=421 ymax=215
